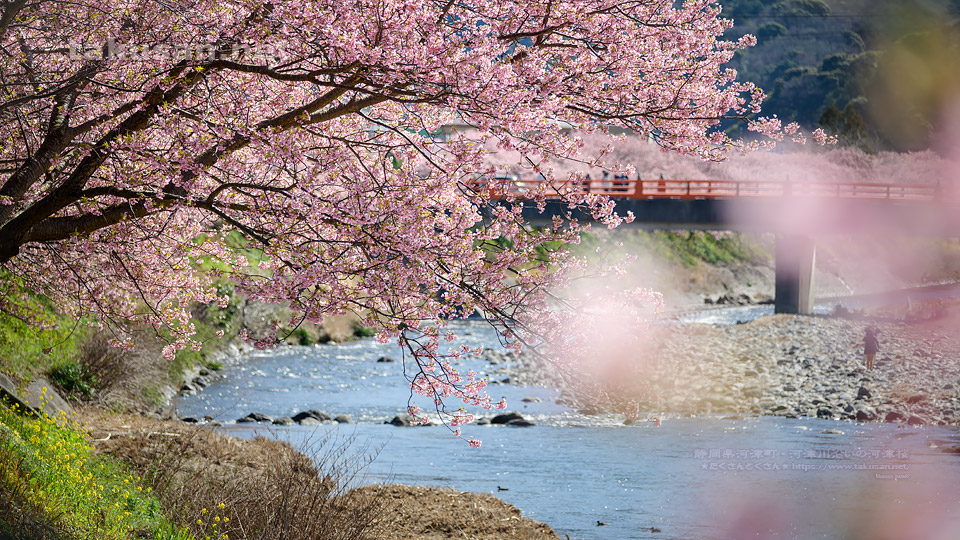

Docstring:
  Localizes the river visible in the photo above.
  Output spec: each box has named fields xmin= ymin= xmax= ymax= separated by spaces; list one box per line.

xmin=176 ymin=319 xmax=960 ymax=539
xmin=672 ymin=282 xmax=960 ymax=325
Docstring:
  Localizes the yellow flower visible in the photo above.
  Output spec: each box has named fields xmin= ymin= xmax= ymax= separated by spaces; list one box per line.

xmin=197 ymin=519 xmax=203 ymax=525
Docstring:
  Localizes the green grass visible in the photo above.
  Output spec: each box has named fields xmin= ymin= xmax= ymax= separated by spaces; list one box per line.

xmin=0 ymin=281 xmax=87 ymax=383
xmin=0 ymin=398 xmax=193 ymax=539
xmin=595 ymin=230 xmax=772 ymax=268
xmin=167 ymin=284 xmax=243 ymax=382
xmin=288 ymin=327 xmax=317 ymax=346
xmin=351 ymin=322 xmax=376 ymax=338
xmin=569 ymin=229 xmax=770 ymax=267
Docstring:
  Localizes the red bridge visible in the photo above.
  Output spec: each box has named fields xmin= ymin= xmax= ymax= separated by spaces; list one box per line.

xmin=476 ymin=177 xmax=952 ymax=315
xmin=480 ymin=178 xmax=939 ymax=201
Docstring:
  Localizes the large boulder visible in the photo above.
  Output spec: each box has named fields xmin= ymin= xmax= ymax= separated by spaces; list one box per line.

xmin=0 ymin=374 xmax=34 ymax=417
xmin=13 ymin=377 xmax=72 ymax=418
xmin=884 ymin=411 xmax=907 ymax=423
xmin=237 ymin=412 xmax=273 ymax=423
xmin=387 ymin=414 xmax=415 ymax=426
xmin=292 ymin=409 xmax=331 ymax=423
xmin=491 ymin=412 xmax=525 ymax=424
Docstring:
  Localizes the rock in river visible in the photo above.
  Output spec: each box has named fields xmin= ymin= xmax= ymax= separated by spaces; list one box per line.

xmin=491 ymin=412 xmax=526 ymax=424
xmin=237 ymin=412 xmax=272 ymax=423
xmin=389 ymin=414 xmax=429 ymax=426
xmin=292 ymin=409 xmax=332 ymax=423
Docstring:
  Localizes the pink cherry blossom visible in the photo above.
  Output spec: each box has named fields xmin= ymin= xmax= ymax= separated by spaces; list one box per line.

xmin=0 ymin=0 xmax=790 ymax=441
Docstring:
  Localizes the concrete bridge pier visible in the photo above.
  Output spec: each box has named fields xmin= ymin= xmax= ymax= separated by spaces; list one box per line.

xmin=774 ymin=235 xmax=816 ymax=315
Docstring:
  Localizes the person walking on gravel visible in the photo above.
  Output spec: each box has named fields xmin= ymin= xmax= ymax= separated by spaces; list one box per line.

xmin=864 ymin=326 xmax=880 ymax=370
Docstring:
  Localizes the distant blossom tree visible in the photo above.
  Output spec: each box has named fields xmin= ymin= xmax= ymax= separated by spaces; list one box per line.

xmin=0 ymin=0 xmax=806 ymax=440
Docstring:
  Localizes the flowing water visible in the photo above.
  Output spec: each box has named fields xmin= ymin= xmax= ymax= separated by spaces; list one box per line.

xmin=177 ymin=320 xmax=960 ymax=539
xmin=674 ymin=282 xmax=960 ymax=326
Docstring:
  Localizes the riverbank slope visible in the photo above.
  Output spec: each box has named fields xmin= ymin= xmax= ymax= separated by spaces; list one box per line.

xmin=82 ymin=409 xmax=560 ymax=540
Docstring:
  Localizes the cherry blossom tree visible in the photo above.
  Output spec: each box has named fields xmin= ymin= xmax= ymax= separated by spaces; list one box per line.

xmin=1 ymin=0 xmax=780 ymax=436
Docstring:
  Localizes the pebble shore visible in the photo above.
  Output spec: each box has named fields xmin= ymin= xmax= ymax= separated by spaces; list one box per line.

xmin=491 ymin=309 xmax=960 ymax=427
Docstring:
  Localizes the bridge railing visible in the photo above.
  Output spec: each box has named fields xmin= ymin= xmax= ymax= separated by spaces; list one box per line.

xmin=468 ymin=178 xmax=938 ymax=201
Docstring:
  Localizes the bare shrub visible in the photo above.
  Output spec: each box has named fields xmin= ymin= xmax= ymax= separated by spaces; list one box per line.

xmin=73 ymin=327 xmax=169 ymax=413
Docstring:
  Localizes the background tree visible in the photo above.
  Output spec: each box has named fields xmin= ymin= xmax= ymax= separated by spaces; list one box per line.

xmin=0 ymin=0 xmax=779 ymax=434
xmin=720 ymin=0 xmax=960 ymax=151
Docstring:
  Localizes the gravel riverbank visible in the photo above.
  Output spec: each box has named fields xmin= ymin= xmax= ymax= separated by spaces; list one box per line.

xmin=490 ymin=305 xmax=960 ymax=428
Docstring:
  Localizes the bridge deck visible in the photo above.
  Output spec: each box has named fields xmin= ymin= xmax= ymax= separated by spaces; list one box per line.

xmin=475 ymin=178 xmax=938 ymax=201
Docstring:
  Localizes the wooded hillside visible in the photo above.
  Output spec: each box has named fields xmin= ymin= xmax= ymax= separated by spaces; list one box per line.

xmin=723 ymin=0 xmax=960 ymax=151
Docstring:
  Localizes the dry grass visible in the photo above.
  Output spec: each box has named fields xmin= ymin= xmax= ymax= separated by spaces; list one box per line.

xmin=90 ymin=418 xmax=384 ymax=540
xmin=321 ymin=313 xmax=365 ymax=343
xmin=83 ymin=411 xmax=561 ymax=540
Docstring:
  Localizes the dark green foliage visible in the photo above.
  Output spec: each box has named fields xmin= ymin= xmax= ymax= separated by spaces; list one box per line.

xmin=842 ymin=30 xmax=866 ymax=52
xmin=169 ymin=289 xmax=243 ymax=379
xmin=789 ymin=0 xmax=830 ymax=16
xmin=820 ymin=53 xmax=851 ymax=73
xmin=768 ymin=59 xmax=798 ymax=80
xmin=720 ymin=0 xmax=960 ymax=151
xmin=47 ymin=362 xmax=97 ymax=400
xmin=756 ymin=22 xmax=786 ymax=41
xmin=352 ymin=323 xmax=376 ymax=338
xmin=819 ymin=103 xmax=869 ymax=147
xmin=723 ymin=0 xmax=767 ymax=18
xmin=289 ymin=328 xmax=316 ymax=346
